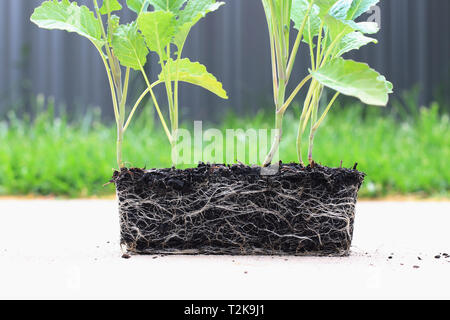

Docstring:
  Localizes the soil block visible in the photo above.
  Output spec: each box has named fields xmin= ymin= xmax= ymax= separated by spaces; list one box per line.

xmin=113 ymin=163 xmax=365 ymax=256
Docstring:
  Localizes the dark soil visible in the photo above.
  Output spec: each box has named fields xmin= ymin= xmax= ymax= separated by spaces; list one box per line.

xmin=113 ymin=162 xmax=365 ymax=256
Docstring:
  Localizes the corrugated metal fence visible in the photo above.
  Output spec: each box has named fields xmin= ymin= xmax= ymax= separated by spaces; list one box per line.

xmin=0 ymin=0 xmax=449 ymax=121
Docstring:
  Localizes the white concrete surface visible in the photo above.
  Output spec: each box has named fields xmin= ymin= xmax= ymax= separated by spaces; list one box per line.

xmin=0 ymin=200 xmax=449 ymax=300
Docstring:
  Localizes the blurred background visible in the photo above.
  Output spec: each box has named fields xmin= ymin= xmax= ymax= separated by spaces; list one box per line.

xmin=0 ymin=0 xmax=448 ymax=198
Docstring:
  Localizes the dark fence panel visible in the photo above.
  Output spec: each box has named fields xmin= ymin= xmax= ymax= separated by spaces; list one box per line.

xmin=0 ymin=0 xmax=449 ymax=121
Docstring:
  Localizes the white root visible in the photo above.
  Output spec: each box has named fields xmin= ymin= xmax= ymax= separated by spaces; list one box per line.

xmin=114 ymin=164 xmax=364 ymax=256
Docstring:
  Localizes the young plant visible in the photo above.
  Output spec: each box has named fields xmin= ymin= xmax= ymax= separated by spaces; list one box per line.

xmin=30 ymin=0 xmax=227 ymax=168
xmin=261 ymin=0 xmax=315 ymax=166
xmin=261 ymin=0 xmax=393 ymax=166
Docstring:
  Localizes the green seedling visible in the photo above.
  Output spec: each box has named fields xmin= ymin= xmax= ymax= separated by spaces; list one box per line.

xmin=31 ymin=0 xmax=227 ymax=168
xmin=261 ymin=0 xmax=393 ymax=166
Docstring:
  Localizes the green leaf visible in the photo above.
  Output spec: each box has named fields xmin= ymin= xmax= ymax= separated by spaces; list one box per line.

xmin=137 ymin=11 xmax=176 ymax=60
xmin=315 ymin=0 xmax=337 ymax=18
xmin=291 ymin=0 xmax=321 ymax=45
xmin=149 ymin=0 xmax=186 ymax=12
xmin=347 ymin=0 xmax=379 ymax=20
xmin=127 ymin=0 xmax=150 ymax=14
xmin=352 ymin=21 xmax=379 ymax=34
xmin=173 ymin=23 xmax=192 ymax=51
xmin=335 ymin=31 xmax=377 ymax=57
xmin=322 ymin=15 xmax=346 ymax=40
xmin=178 ymin=0 xmax=223 ymax=24
xmin=329 ymin=0 xmax=353 ymax=20
xmin=311 ymin=57 xmax=393 ymax=106
xmin=323 ymin=12 xmax=379 ymax=41
xmin=319 ymin=0 xmax=354 ymax=41
xmin=30 ymin=0 xmax=103 ymax=47
xmin=99 ymin=0 xmax=122 ymax=15
xmin=173 ymin=0 xmax=225 ymax=50
xmin=111 ymin=22 xmax=148 ymax=70
xmin=159 ymin=58 xmax=228 ymax=99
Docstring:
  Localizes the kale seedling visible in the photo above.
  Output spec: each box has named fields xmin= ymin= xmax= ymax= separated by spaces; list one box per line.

xmin=31 ymin=0 xmax=227 ymax=168
xmin=261 ymin=0 xmax=393 ymax=165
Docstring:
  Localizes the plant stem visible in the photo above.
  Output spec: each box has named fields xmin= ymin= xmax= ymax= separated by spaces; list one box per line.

xmin=307 ymin=19 xmax=316 ymax=71
xmin=264 ymin=73 xmax=287 ymax=166
xmin=139 ymin=66 xmax=172 ymax=144
xmin=93 ymin=0 xmax=120 ymax=91
xmin=263 ymin=111 xmax=283 ymax=166
xmin=174 ymin=41 xmax=187 ymax=138
xmin=319 ymin=30 xmax=346 ymax=68
xmin=314 ymin=92 xmax=340 ymax=130
xmin=123 ymin=80 xmax=162 ymax=132
xmin=315 ymin=22 xmax=324 ymax=69
xmin=262 ymin=1 xmax=279 ymax=103
xmin=278 ymin=74 xmax=312 ymax=114
xmin=170 ymin=43 xmax=187 ymax=167
xmin=269 ymin=25 xmax=279 ymax=104
xmin=308 ymin=91 xmax=339 ymax=163
xmin=96 ymin=46 xmax=119 ymax=126
xmin=93 ymin=0 xmax=128 ymax=168
xmin=297 ymin=80 xmax=318 ymax=164
xmin=262 ymin=0 xmax=314 ymax=166
xmin=308 ymin=86 xmax=322 ymax=163
xmin=115 ymin=68 xmax=130 ymax=168
xmin=162 ymin=47 xmax=175 ymax=128
xmin=286 ymin=0 xmax=314 ymax=81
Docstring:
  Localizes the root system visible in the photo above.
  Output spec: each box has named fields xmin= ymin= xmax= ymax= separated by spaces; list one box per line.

xmin=113 ymin=163 xmax=365 ymax=256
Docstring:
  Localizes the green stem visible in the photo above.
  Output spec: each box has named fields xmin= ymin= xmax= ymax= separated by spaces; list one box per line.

xmin=308 ymin=87 xmax=321 ymax=163
xmin=162 ymin=47 xmax=175 ymax=129
xmin=307 ymin=18 xmax=316 ymax=71
xmin=93 ymin=0 xmax=120 ymax=94
xmin=320 ymin=30 xmax=347 ymax=68
xmin=263 ymin=111 xmax=283 ymax=166
xmin=171 ymin=41 xmax=187 ymax=167
xmin=174 ymin=41 xmax=186 ymax=138
xmin=314 ymin=92 xmax=340 ymax=130
xmin=308 ymin=91 xmax=339 ymax=163
xmin=96 ymin=46 xmax=119 ymax=126
xmin=95 ymin=44 xmax=125 ymax=168
xmin=318 ymin=28 xmax=329 ymax=64
xmin=265 ymin=71 xmax=287 ymax=166
xmin=139 ymin=66 xmax=172 ymax=144
xmin=315 ymin=22 xmax=324 ymax=69
xmin=262 ymin=0 xmax=312 ymax=166
xmin=286 ymin=0 xmax=314 ymax=81
xmin=93 ymin=0 xmax=126 ymax=168
xmin=269 ymin=1 xmax=286 ymax=84
xmin=120 ymin=68 xmax=130 ymax=124
xmin=123 ymin=80 xmax=162 ymax=132
xmin=302 ymin=86 xmax=319 ymax=134
xmin=264 ymin=10 xmax=278 ymax=104
xmin=107 ymin=12 xmax=122 ymax=98
xmin=278 ymin=74 xmax=312 ymax=114
xmin=296 ymin=80 xmax=318 ymax=164
xmin=116 ymin=68 xmax=130 ymax=168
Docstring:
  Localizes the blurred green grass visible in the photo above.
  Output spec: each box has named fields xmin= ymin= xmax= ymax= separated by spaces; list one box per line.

xmin=0 ymin=94 xmax=448 ymax=198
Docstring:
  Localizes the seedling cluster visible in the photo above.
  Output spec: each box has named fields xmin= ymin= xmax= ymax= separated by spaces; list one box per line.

xmin=31 ymin=0 xmax=392 ymax=168
xmin=261 ymin=0 xmax=392 ymax=165
xmin=29 ymin=0 xmax=390 ymax=257
xmin=31 ymin=0 xmax=227 ymax=168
